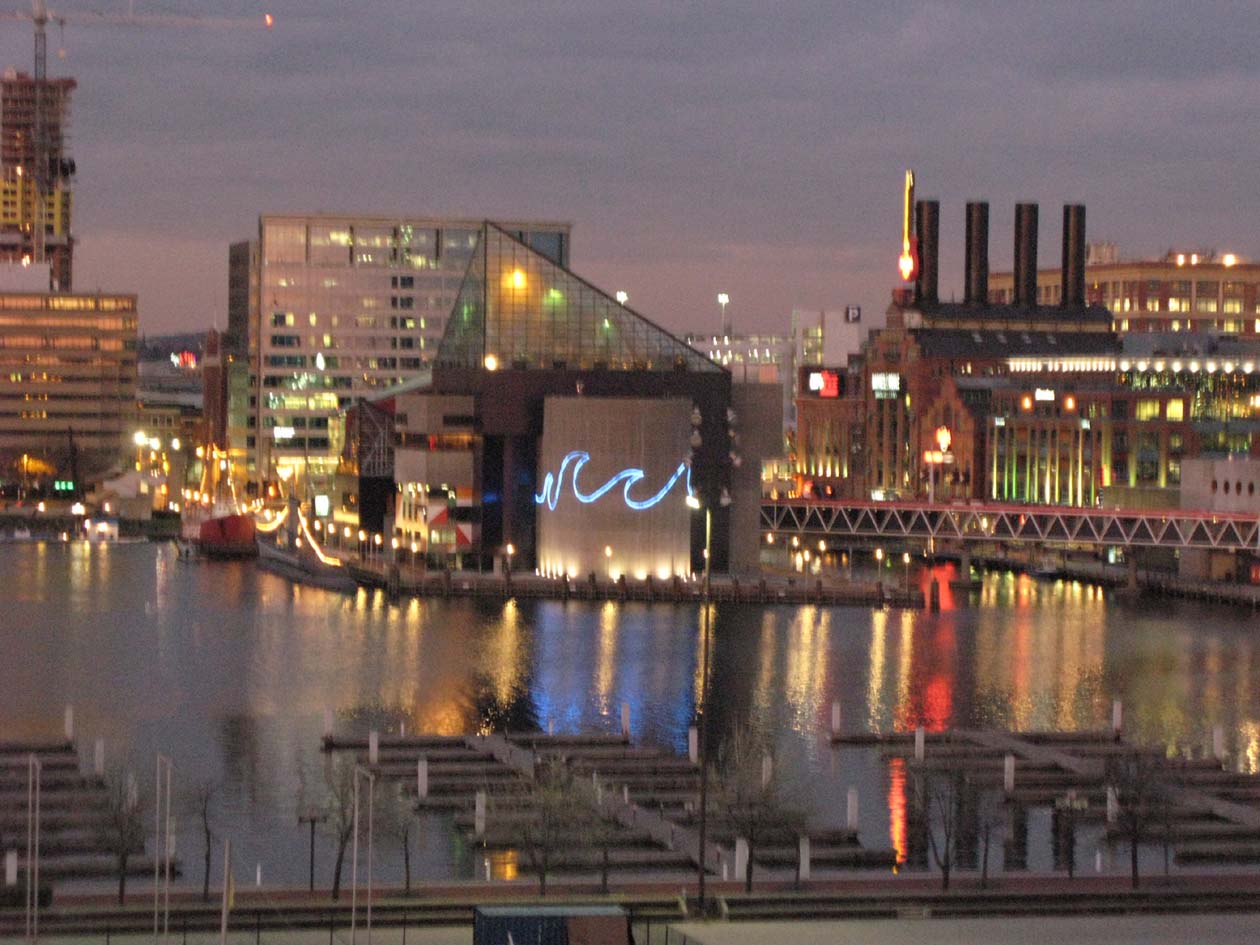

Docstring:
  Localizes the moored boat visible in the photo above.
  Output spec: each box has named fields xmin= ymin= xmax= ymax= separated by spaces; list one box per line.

xmin=197 ymin=511 xmax=257 ymax=558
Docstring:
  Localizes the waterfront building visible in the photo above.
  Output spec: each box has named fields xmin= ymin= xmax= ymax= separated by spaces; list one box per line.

xmin=990 ymin=245 xmax=1260 ymax=338
xmin=235 ymin=214 xmax=571 ymax=494
xmin=0 ymin=70 xmax=75 ymax=289
xmin=346 ymin=222 xmax=770 ymax=577
xmin=0 ymin=277 xmax=137 ymax=484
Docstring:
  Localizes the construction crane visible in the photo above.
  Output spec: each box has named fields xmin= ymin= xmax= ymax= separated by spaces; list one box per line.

xmin=0 ymin=1 xmax=273 ymax=271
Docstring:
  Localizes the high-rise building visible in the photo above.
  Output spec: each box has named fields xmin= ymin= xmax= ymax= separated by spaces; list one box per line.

xmin=236 ymin=214 xmax=571 ymax=489
xmin=0 ymin=70 xmax=76 ymax=289
xmin=226 ymin=239 xmax=257 ymax=359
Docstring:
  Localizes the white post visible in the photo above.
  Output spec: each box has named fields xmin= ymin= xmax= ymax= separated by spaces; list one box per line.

xmin=831 ymin=701 xmax=841 ymax=736
xmin=351 ymin=774 xmax=360 ymax=945
xmin=368 ymin=730 xmax=379 ymax=765
xmin=914 ymin=726 xmax=925 ymax=761
xmin=416 ymin=758 xmax=428 ymax=800
xmin=1094 ymin=848 xmax=1103 ymax=873
xmin=4 ymin=850 xmax=15 ymax=887
xmin=483 ymin=858 xmax=491 ymax=882
xmin=761 ymin=754 xmax=773 ymax=789
xmin=547 ymin=718 xmax=554 ymax=736
xmin=1106 ymin=786 xmax=1118 ymax=823
xmin=1213 ymin=725 xmax=1225 ymax=761
xmin=474 ymin=790 xmax=486 ymax=837
xmin=255 ymin=864 xmax=261 ymax=887
xmin=620 ymin=702 xmax=631 ymax=737
xmin=798 ymin=836 xmax=811 ymax=881
xmin=622 ymin=785 xmax=630 ymax=805
xmin=323 ymin=708 xmax=334 ymax=737
xmin=688 ymin=726 xmax=698 ymax=764
xmin=846 ymin=787 xmax=859 ymax=831
xmin=734 ymin=838 xmax=749 ymax=881
xmin=93 ymin=738 xmax=105 ymax=777
xmin=25 ymin=755 xmax=40 ymax=943
xmin=1111 ymin=699 xmax=1123 ymax=734
xmin=218 ymin=837 xmax=231 ymax=945
xmin=1004 ymin=754 xmax=1016 ymax=793
xmin=63 ymin=704 xmax=74 ymax=741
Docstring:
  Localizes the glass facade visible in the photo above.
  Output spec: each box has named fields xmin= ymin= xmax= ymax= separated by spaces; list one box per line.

xmin=438 ymin=223 xmax=718 ymax=373
xmin=251 ymin=215 xmax=571 ymax=489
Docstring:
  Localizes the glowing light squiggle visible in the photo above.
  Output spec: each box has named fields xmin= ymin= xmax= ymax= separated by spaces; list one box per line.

xmin=535 ymin=451 xmax=692 ymax=511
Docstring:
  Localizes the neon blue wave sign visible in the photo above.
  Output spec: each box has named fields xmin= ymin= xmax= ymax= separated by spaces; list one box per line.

xmin=535 ymin=451 xmax=693 ymax=511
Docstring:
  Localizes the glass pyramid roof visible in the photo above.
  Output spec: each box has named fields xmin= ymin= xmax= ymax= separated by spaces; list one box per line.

xmin=436 ymin=223 xmax=722 ymax=373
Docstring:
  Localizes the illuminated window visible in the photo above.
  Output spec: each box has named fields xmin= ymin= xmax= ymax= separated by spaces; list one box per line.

xmin=1135 ymin=399 xmax=1161 ymax=421
xmin=1166 ymin=400 xmax=1184 ymax=421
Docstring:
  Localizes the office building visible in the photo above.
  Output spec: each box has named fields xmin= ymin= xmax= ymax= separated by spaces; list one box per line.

xmin=0 ymin=70 xmax=76 ymax=289
xmin=236 ymin=214 xmax=571 ymax=491
xmin=0 ymin=279 xmax=137 ymax=482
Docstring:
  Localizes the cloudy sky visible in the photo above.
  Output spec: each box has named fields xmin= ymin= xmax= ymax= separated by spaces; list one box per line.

xmin=1 ymin=1 xmax=1255 ymax=337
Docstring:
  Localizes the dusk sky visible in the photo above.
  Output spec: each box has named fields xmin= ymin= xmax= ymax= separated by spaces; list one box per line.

xmin=1 ymin=1 xmax=1255 ymax=338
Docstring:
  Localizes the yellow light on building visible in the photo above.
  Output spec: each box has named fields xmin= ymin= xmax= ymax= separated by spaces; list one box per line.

xmin=483 ymin=354 xmax=499 ymax=371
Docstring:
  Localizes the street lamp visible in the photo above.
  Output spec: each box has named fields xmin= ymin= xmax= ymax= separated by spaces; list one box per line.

xmin=902 ymin=551 xmax=911 ymax=588
xmin=875 ymin=547 xmax=885 ymax=570
xmin=687 ymin=490 xmax=714 ymax=910
xmin=297 ymin=807 xmax=328 ymax=892
xmin=604 ymin=544 xmax=612 ymax=579
xmin=717 ymin=293 xmax=730 ymax=335
xmin=615 ymin=290 xmax=628 ymax=305
xmin=350 ymin=766 xmax=375 ymax=945
xmin=505 ymin=543 xmax=515 ymax=574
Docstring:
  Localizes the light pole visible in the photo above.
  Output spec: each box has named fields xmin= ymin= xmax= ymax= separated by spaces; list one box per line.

xmin=717 ymin=292 xmax=730 ymax=336
xmin=350 ymin=766 xmax=375 ymax=945
xmin=615 ymin=290 xmax=628 ymax=305
xmin=604 ymin=545 xmax=612 ymax=580
xmin=153 ymin=754 xmax=172 ymax=945
xmin=902 ymin=551 xmax=911 ymax=589
xmin=25 ymin=754 xmax=40 ymax=943
xmin=687 ymin=493 xmax=713 ymax=910
xmin=297 ymin=808 xmax=327 ymax=892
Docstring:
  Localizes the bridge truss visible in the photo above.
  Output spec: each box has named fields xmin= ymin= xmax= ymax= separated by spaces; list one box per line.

xmin=762 ymin=500 xmax=1260 ymax=552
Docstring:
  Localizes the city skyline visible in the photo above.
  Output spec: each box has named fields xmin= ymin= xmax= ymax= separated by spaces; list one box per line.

xmin=0 ymin=1 xmax=1254 ymax=336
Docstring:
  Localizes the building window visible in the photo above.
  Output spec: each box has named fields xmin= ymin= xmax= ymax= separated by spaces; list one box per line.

xmin=1166 ymin=399 xmax=1184 ymax=421
xmin=1135 ymin=399 xmax=1160 ymax=421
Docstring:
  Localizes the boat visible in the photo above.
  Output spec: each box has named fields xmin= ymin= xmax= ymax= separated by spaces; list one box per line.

xmin=255 ymin=497 xmax=356 ymax=592
xmin=197 ymin=511 xmax=257 ymax=558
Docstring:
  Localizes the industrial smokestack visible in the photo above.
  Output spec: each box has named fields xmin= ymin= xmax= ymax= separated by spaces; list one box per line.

xmin=914 ymin=199 xmax=939 ymax=306
xmin=1013 ymin=203 xmax=1039 ymax=308
xmin=964 ymin=201 xmax=989 ymax=305
xmin=1061 ymin=204 xmax=1086 ymax=308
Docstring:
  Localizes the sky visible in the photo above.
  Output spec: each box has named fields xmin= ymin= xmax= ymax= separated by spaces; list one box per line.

xmin=1 ymin=1 xmax=1256 ymax=338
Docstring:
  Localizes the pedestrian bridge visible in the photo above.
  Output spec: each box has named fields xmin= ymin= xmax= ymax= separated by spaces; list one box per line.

xmin=761 ymin=499 xmax=1260 ymax=551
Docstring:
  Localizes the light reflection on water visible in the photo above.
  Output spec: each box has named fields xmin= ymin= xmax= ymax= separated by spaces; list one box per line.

xmin=3 ymin=543 xmax=1260 ymax=886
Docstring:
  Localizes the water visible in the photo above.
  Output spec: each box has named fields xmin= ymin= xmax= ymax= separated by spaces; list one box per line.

xmin=3 ymin=541 xmax=1260 ymax=887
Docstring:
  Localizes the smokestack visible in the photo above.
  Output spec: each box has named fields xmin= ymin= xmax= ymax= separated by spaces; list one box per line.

xmin=964 ymin=201 xmax=989 ymax=305
xmin=1061 ymin=204 xmax=1086 ymax=308
xmin=1013 ymin=202 xmax=1039 ymax=308
xmin=914 ymin=199 xmax=939 ymax=306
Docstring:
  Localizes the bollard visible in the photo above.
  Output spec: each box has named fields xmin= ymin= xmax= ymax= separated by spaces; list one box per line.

xmin=734 ymin=838 xmax=749 ymax=881
xmin=798 ymin=836 xmax=811 ymax=881
xmin=761 ymin=754 xmax=773 ymax=789
xmin=256 ymin=864 xmax=262 ymax=887
xmin=400 ymin=720 xmax=406 ymax=737
xmin=1095 ymin=849 xmax=1103 ymax=873
xmin=623 ymin=785 xmax=630 ymax=805
xmin=475 ymin=791 xmax=487 ymax=837
xmin=323 ymin=708 xmax=334 ymax=737
xmin=1004 ymin=754 xmax=1015 ymax=793
xmin=688 ymin=726 xmax=698 ymax=765
xmin=484 ymin=858 xmax=491 ymax=882
xmin=1111 ymin=699 xmax=1123 ymax=735
xmin=64 ymin=704 xmax=74 ymax=740
xmin=3 ymin=850 xmax=15 ymax=887
xmin=93 ymin=737 xmax=105 ymax=777
xmin=620 ymin=703 xmax=631 ymax=737
xmin=369 ymin=730 xmax=379 ymax=765
xmin=1213 ymin=725 xmax=1226 ymax=761
xmin=846 ymin=787 xmax=859 ymax=831
xmin=831 ymin=701 xmax=841 ymax=736
xmin=914 ymin=726 xmax=925 ymax=761
xmin=416 ymin=758 xmax=428 ymax=800
xmin=1106 ymin=786 xmax=1118 ymax=823
xmin=547 ymin=718 xmax=554 ymax=736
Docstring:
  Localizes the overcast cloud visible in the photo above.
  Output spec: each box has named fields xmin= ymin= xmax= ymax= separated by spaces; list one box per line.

xmin=1 ymin=1 xmax=1256 ymax=335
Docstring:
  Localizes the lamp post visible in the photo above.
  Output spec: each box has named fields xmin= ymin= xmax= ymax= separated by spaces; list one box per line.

xmin=717 ymin=293 xmax=730 ymax=336
xmin=153 ymin=754 xmax=173 ymax=945
xmin=604 ymin=545 xmax=612 ymax=580
xmin=615 ymin=291 xmax=628 ymax=306
xmin=686 ymin=492 xmax=713 ymax=910
xmin=350 ymin=766 xmax=375 ymax=945
xmin=297 ymin=808 xmax=327 ymax=892
xmin=902 ymin=551 xmax=911 ymax=589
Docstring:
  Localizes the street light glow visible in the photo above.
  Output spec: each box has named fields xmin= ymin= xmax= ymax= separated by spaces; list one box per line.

xmin=615 ymin=290 xmax=628 ymax=305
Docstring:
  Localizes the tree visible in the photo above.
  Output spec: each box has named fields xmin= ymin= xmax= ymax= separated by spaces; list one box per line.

xmin=1105 ymin=749 xmax=1169 ymax=889
xmin=509 ymin=759 xmax=577 ymax=896
xmin=571 ymin=776 xmax=621 ymax=894
xmin=315 ymin=755 xmax=357 ymax=900
xmin=95 ymin=768 xmax=149 ymax=905
xmin=181 ymin=779 xmax=219 ymax=902
xmin=376 ymin=783 xmax=420 ymax=894
xmin=711 ymin=727 xmax=807 ymax=893
xmin=975 ymin=788 xmax=1005 ymax=889
xmin=913 ymin=772 xmax=962 ymax=891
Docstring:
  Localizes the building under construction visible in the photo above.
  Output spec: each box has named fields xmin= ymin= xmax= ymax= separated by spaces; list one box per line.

xmin=0 ymin=69 xmax=75 ymax=290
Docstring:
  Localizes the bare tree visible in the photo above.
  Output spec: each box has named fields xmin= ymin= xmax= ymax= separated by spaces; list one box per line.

xmin=571 ymin=776 xmax=621 ymax=894
xmin=376 ymin=783 xmax=420 ymax=894
xmin=181 ymin=779 xmax=219 ymax=902
xmin=711 ymin=727 xmax=807 ymax=893
xmin=975 ymin=788 xmax=1005 ymax=889
xmin=317 ymin=755 xmax=357 ymax=900
xmin=508 ymin=759 xmax=579 ymax=896
xmin=914 ymin=772 xmax=961 ymax=891
xmin=95 ymin=768 xmax=149 ymax=905
xmin=1105 ymin=749 xmax=1169 ymax=889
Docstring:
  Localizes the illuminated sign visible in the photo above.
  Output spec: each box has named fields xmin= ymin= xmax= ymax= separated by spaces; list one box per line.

xmin=871 ymin=372 xmax=900 ymax=399
xmin=536 ymin=451 xmax=693 ymax=511
xmin=807 ymin=370 xmax=840 ymax=398
xmin=1034 ymin=388 xmax=1055 ymax=402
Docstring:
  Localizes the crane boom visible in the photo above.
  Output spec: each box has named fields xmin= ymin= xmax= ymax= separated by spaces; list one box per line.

xmin=0 ymin=2 xmax=273 ymax=276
